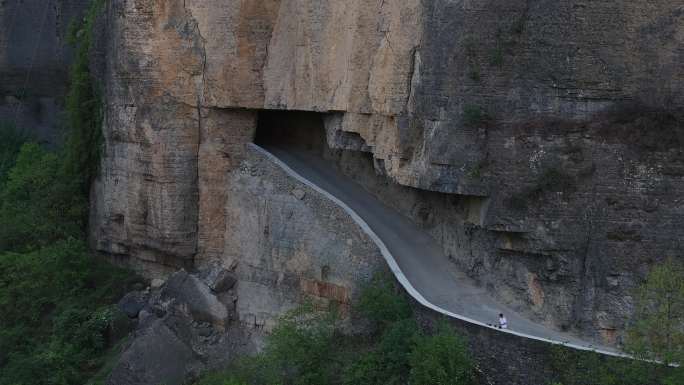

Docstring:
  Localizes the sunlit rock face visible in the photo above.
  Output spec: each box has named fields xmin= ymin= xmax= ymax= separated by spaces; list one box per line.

xmin=91 ymin=0 xmax=684 ymax=345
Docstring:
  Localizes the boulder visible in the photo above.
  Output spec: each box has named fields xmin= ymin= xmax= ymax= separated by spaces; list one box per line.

xmin=201 ymin=268 xmax=237 ymax=293
xmin=117 ymin=291 xmax=148 ymax=318
xmin=106 ymin=318 xmax=195 ymax=385
xmin=161 ymin=270 xmax=229 ymax=328
xmin=291 ymin=188 xmax=306 ymax=200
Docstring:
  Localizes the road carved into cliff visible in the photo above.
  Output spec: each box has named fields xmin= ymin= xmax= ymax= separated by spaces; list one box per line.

xmin=250 ymin=143 xmax=623 ymax=357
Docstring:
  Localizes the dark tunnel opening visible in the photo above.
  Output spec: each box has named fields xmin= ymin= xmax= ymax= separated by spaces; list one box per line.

xmin=254 ymin=110 xmax=328 ymax=155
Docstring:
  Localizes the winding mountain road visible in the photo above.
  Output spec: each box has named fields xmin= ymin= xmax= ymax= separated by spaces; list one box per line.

xmin=252 ymin=143 xmax=620 ymax=356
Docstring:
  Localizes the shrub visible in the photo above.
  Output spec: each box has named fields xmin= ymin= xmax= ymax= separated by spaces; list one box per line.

xmin=194 ymin=373 xmax=249 ymax=385
xmin=343 ymin=318 xmax=419 ymax=385
xmin=489 ymin=45 xmax=504 ymax=67
xmin=463 ymin=105 xmax=490 ymax=127
xmin=0 ymin=122 xmax=29 ymax=184
xmin=536 ymin=167 xmax=576 ymax=194
xmin=626 ymin=258 xmax=684 ymax=370
xmin=0 ymin=240 xmax=134 ymax=385
xmin=506 ymin=166 xmax=575 ymax=210
xmin=264 ymin=306 xmax=340 ymax=385
xmin=409 ymin=322 xmax=476 ymax=385
xmin=357 ymin=274 xmax=412 ymax=328
xmin=202 ymin=305 xmax=343 ymax=385
xmin=468 ymin=66 xmax=481 ymax=82
xmin=0 ymin=143 xmax=85 ymax=252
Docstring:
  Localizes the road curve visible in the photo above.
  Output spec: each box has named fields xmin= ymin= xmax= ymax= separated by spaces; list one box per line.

xmin=250 ymin=143 xmax=622 ymax=357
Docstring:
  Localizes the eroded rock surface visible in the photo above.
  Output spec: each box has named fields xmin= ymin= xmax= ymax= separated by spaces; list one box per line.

xmin=90 ymin=0 xmax=684 ymax=346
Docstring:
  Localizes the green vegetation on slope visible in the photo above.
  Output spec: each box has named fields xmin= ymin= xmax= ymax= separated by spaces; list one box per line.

xmin=0 ymin=1 xmax=134 ymax=384
xmin=626 ymin=258 xmax=684 ymax=368
xmin=0 ymin=128 xmax=135 ymax=384
xmin=0 ymin=143 xmax=85 ymax=251
xmin=194 ymin=275 xmax=477 ymax=385
xmin=0 ymin=239 xmax=133 ymax=385
xmin=0 ymin=122 xmax=29 ymax=184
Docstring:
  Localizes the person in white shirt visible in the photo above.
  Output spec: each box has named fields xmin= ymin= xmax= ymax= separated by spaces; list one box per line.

xmin=498 ymin=313 xmax=508 ymax=329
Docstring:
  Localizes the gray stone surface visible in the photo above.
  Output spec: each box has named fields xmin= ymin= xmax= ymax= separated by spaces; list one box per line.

xmin=199 ymin=265 xmax=237 ymax=293
xmin=106 ymin=317 xmax=195 ymax=385
xmin=106 ymin=269 xmax=257 ymax=385
xmin=215 ymin=147 xmax=385 ymax=331
xmin=0 ymin=0 xmax=90 ymax=143
xmin=160 ymin=270 xmax=230 ymax=329
xmin=117 ymin=291 xmax=148 ymax=318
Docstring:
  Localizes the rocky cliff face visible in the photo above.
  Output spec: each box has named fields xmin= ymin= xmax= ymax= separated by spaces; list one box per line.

xmin=0 ymin=0 xmax=90 ymax=142
xmin=91 ymin=0 xmax=684 ymax=345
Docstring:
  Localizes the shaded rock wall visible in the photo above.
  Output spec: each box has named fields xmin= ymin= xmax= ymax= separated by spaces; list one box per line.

xmin=0 ymin=0 xmax=90 ymax=142
xmin=91 ymin=0 xmax=684 ymax=346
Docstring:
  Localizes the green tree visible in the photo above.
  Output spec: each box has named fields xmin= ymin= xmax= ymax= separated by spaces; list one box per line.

xmin=409 ymin=322 xmax=476 ymax=385
xmin=627 ymin=258 xmax=684 ymax=365
xmin=626 ymin=258 xmax=684 ymax=384
xmin=0 ymin=143 xmax=85 ymax=252
xmin=0 ymin=122 xmax=29 ymax=184
xmin=357 ymin=274 xmax=412 ymax=328
xmin=265 ymin=305 xmax=340 ymax=385
xmin=343 ymin=318 xmax=419 ymax=385
xmin=0 ymin=240 xmax=133 ymax=385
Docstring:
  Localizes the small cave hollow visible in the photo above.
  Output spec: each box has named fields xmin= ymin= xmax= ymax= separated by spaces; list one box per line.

xmin=254 ymin=110 xmax=328 ymax=156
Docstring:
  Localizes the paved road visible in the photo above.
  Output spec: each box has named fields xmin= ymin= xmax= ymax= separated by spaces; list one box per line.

xmin=259 ymin=144 xmax=618 ymax=355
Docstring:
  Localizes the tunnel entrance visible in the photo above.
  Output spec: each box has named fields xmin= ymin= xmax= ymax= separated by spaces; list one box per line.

xmin=254 ymin=110 xmax=328 ymax=155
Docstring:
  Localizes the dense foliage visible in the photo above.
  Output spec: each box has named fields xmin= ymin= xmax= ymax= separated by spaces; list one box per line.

xmin=0 ymin=127 xmax=135 ymax=384
xmin=0 ymin=239 xmax=133 ymax=385
xmin=626 ymin=258 xmax=684 ymax=367
xmin=0 ymin=1 xmax=132 ymax=384
xmin=195 ymin=275 xmax=477 ymax=385
xmin=0 ymin=123 xmax=29 ymax=184
xmin=0 ymin=143 xmax=85 ymax=251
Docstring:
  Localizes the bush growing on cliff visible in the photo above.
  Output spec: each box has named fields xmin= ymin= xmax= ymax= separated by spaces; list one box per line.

xmin=0 ymin=140 xmax=135 ymax=384
xmin=195 ymin=305 xmax=341 ymax=385
xmin=410 ymin=322 xmax=476 ymax=385
xmin=343 ymin=318 xmax=420 ymax=385
xmin=506 ymin=165 xmax=576 ymax=210
xmin=64 ymin=0 xmax=105 ymax=196
xmin=357 ymin=273 xmax=413 ymax=328
xmin=626 ymin=258 xmax=684 ymax=367
xmin=463 ymin=105 xmax=490 ymax=127
xmin=196 ymin=277 xmax=477 ymax=385
xmin=0 ymin=1 xmax=133 ymax=383
xmin=0 ymin=122 xmax=30 ymax=184
xmin=0 ymin=239 xmax=134 ymax=385
xmin=0 ymin=143 xmax=85 ymax=252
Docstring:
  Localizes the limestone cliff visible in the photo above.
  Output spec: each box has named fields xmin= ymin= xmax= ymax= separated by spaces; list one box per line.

xmin=91 ymin=0 xmax=684 ymax=346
